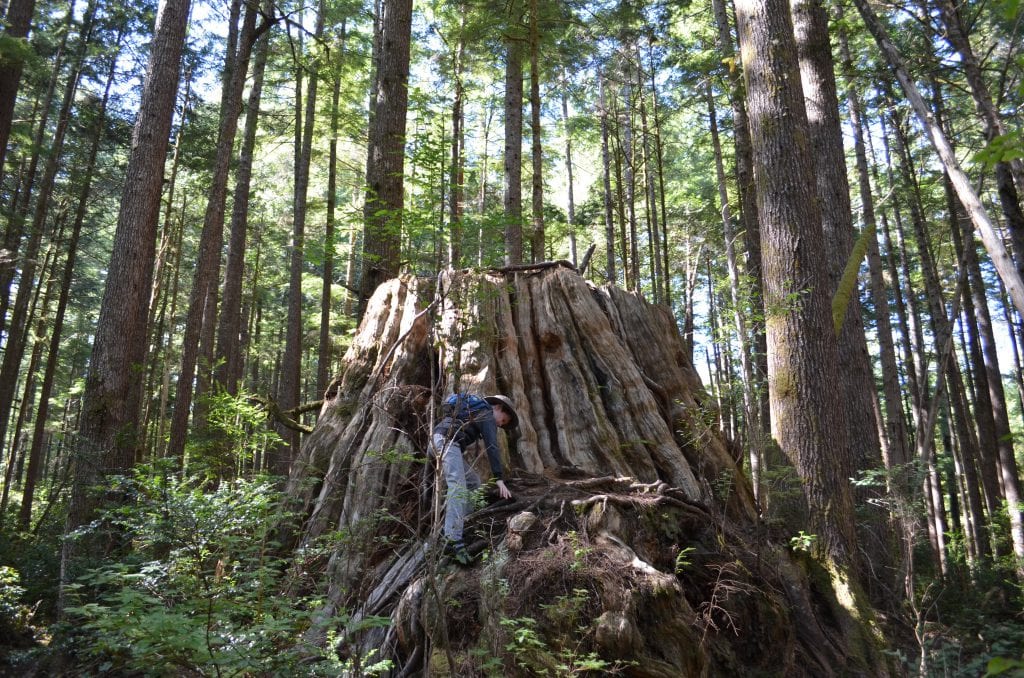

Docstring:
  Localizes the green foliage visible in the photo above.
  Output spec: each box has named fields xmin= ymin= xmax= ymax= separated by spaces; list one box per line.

xmin=675 ymin=546 xmax=697 ymax=574
xmin=498 ymin=585 xmax=633 ymax=677
xmin=186 ymin=390 xmax=282 ymax=477
xmin=59 ymin=468 xmax=346 ymax=675
xmin=975 ymin=130 xmax=1024 ymax=167
xmin=789 ymin=531 xmax=817 ymax=553
xmin=833 ymin=220 xmax=875 ymax=336
xmin=0 ymin=566 xmax=34 ymax=640
xmin=987 ymin=656 xmax=1024 ymax=677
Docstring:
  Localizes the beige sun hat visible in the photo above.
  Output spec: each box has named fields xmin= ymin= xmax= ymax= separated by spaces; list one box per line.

xmin=484 ymin=394 xmax=519 ymax=429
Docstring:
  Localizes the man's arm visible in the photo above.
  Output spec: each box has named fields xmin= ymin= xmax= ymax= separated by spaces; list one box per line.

xmin=479 ymin=415 xmax=513 ymax=499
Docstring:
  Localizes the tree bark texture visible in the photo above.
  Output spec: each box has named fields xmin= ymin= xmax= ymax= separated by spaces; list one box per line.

xmin=281 ymin=267 xmax=886 ymax=676
xmin=63 ymin=0 xmax=191 ymax=596
xmin=711 ymin=0 xmax=769 ymax=428
xmin=791 ymin=0 xmax=882 ymax=479
xmin=215 ymin=0 xmax=273 ymax=397
xmin=503 ymin=36 xmax=524 ymax=266
xmin=167 ymin=0 xmax=259 ymax=462
xmin=276 ymin=0 xmax=325 ymax=471
xmin=528 ymin=0 xmax=544 ymax=262
xmin=359 ymin=0 xmax=413 ymax=313
xmin=734 ymin=0 xmax=859 ymax=572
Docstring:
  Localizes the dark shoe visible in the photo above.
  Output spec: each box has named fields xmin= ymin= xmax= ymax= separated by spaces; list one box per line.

xmin=446 ymin=539 xmax=473 ymax=566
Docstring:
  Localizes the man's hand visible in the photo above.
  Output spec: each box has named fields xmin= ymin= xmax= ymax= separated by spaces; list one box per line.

xmin=495 ymin=479 xmax=513 ymax=499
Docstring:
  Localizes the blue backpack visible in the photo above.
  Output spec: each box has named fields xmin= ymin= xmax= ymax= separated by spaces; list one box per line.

xmin=444 ymin=393 xmax=491 ymax=421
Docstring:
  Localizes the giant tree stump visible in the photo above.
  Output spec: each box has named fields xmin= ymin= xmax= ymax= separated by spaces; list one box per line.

xmin=282 ymin=265 xmax=888 ymax=677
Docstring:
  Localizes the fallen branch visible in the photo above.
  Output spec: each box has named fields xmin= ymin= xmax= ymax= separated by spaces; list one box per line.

xmin=486 ymin=259 xmax=578 ymax=274
xmin=248 ymin=394 xmax=315 ymax=434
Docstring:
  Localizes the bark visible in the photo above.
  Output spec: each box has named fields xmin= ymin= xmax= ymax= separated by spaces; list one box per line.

xmin=359 ymin=0 xmax=413 ymax=312
xmin=503 ymin=34 xmax=524 ymax=266
xmin=527 ymin=0 xmax=543 ymax=262
xmin=16 ymin=27 xmax=119 ymax=532
xmin=447 ymin=13 xmax=465 ymax=269
xmin=599 ymin=78 xmax=616 ymax=284
xmin=0 ymin=0 xmax=96 ymax=457
xmin=0 ymin=0 xmax=37 ymax=179
xmin=734 ymin=0 xmax=859 ymax=572
xmin=319 ymin=19 xmax=347 ymax=397
xmin=280 ymin=267 xmax=886 ymax=676
xmin=560 ymin=70 xmax=577 ymax=266
xmin=791 ymin=0 xmax=881 ymax=475
xmin=215 ymin=0 xmax=272 ymax=397
xmin=62 ymin=0 xmax=192 ymax=599
xmin=275 ymin=0 xmax=325 ymax=472
xmin=166 ymin=0 xmax=260 ymax=462
xmin=711 ymin=0 xmax=768 ymax=427
xmin=706 ymin=82 xmax=765 ymax=510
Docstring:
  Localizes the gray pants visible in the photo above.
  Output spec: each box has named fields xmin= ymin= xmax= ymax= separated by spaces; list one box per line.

xmin=431 ymin=433 xmax=481 ymax=543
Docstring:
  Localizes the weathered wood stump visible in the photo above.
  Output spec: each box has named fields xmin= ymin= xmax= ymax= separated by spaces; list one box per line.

xmin=282 ymin=266 xmax=888 ymax=676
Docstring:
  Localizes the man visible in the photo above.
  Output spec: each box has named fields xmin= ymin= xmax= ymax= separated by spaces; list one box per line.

xmin=431 ymin=393 xmax=518 ymax=565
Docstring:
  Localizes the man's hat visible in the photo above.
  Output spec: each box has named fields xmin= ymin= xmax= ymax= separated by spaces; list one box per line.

xmin=485 ymin=394 xmax=519 ymax=429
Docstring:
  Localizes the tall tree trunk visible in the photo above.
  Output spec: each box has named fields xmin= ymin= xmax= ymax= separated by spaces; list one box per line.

xmin=637 ymin=77 xmax=662 ymax=304
xmin=166 ymin=0 xmax=260 ymax=462
xmin=561 ymin=69 xmax=577 ymax=266
xmin=611 ymin=92 xmax=629 ymax=288
xmin=0 ymin=5 xmax=70 ymax=338
xmin=599 ymin=77 xmax=616 ymax=284
xmin=645 ymin=39 xmax=671 ymax=306
xmin=319 ymin=18 xmax=346 ymax=397
xmin=706 ymin=82 xmax=765 ymax=509
xmin=851 ymin=0 xmax=1024 ymax=318
xmin=791 ymin=0 xmax=889 ymax=590
xmin=620 ymin=83 xmax=639 ymax=290
xmin=0 ymin=0 xmax=96 ymax=466
xmin=735 ymin=0 xmax=859 ymax=572
xmin=527 ymin=0 xmax=543 ymax=261
xmin=711 ymin=0 xmax=768 ymax=427
xmin=277 ymin=0 xmax=326 ymax=471
xmin=836 ymin=8 xmax=917 ymax=593
xmin=890 ymin=105 xmax=991 ymax=563
xmin=503 ymin=32 xmax=524 ymax=266
xmin=935 ymin=0 xmax=1024 ymax=284
xmin=62 ymin=0 xmax=192 ymax=603
xmin=17 ymin=26 xmax=119 ymax=531
xmin=475 ymin=100 xmax=494 ymax=267
xmin=215 ymin=0 xmax=272 ymax=397
xmin=359 ymin=0 xmax=413 ymax=310
xmin=933 ymin=1 xmax=1024 ymax=569
xmin=836 ymin=5 xmax=911 ymax=480
xmin=0 ymin=0 xmax=37 ymax=180
xmin=447 ymin=14 xmax=465 ymax=269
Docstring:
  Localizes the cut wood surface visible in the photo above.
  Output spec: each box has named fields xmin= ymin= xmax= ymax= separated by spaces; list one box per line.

xmin=282 ymin=266 xmax=887 ymax=676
